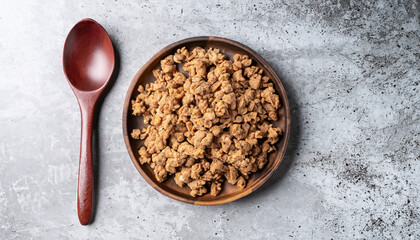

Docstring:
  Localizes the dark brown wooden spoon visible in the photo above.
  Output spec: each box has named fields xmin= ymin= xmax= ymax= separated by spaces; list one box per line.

xmin=63 ymin=18 xmax=115 ymax=225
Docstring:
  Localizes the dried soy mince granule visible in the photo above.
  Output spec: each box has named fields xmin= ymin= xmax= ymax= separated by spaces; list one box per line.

xmin=131 ymin=46 xmax=282 ymax=197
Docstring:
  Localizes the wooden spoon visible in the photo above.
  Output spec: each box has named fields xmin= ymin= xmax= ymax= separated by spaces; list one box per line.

xmin=63 ymin=18 xmax=115 ymax=225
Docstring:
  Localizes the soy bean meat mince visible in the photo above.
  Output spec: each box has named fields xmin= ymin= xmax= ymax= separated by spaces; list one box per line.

xmin=131 ymin=46 xmax=282 ymax=197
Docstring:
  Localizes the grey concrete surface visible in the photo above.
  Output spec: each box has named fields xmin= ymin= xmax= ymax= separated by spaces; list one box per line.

xmin=0 ymin=0 xmax=419 ymax=239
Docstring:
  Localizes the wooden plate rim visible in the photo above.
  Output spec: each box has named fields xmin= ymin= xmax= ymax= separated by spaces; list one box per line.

xmin=122 ymin=36 xmax=291 ymax=205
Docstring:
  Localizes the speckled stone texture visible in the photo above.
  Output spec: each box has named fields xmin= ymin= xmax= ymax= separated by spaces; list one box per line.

xmin=0 ymin=0 xmax=419 ymax=239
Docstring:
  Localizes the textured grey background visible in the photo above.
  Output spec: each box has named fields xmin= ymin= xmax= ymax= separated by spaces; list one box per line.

xmin=0 ymin=0 xmax=419 ymax=239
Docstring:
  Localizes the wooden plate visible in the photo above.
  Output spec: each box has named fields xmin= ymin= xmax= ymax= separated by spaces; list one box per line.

xmin=122 ymin=36 xmax=291 ymax=205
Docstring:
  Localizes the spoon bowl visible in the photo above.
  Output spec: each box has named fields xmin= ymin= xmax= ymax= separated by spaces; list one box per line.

xmin=63 ymin=19 xmax=114 ymax=91
xmin=63 ymin=18 xmax=115 ymax=225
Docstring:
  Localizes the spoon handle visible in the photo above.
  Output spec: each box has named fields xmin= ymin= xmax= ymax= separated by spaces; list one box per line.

xmin=77 ymin=104 xmax=94 ymax=225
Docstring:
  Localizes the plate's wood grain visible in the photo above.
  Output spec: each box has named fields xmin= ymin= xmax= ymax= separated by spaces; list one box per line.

xmin=122 ymin=36 xmax=291 ymax=205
